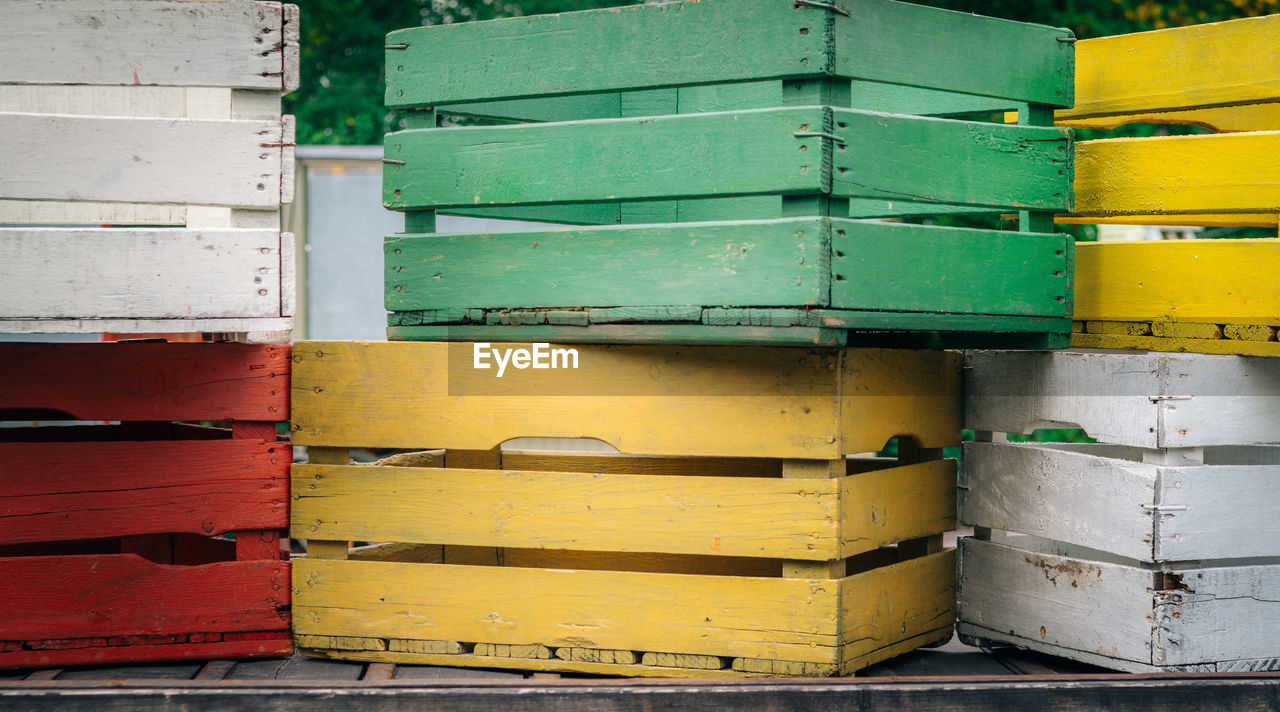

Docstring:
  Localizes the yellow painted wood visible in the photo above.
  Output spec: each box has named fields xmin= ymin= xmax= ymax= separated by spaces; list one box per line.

xmin=348 ymin=543 xmax=444 ymax=563
xmin=1074 ymin=132 xmax=1280 ymax=218
xmin=290 ymin=342 xmax=961 ymax=458
xmin=731 ymin=658 xmax=837 ymax=676
xmin=1085 ymin=321 xmax=1151 ymax=336
xmin=292 ymin=464 xmax=841 ymax=560
xmin=840 ymin=550 xmax=956 ymax=671
xmin=301 ymin=446 xmax=352 ymax=561
xmin=475 ymin=643 xmax=552 ymax=659
xmin=640 ymin=652 xmax=725 ymax=670
xmin=1058 ymin=213 xmax=1280 ymax=229
xmin=1224 ymin=323 xmax=1278 ymax=342
xmin=388 ymin=639 xmax=464 ymax=655
xmin=1151 ymin=322 xmax=1222 ymax=340
xmin=300 ymin=647 xmax=760 ymax=678
xmin=295 ymin=635 xmax=385 ymax=652
xmin=293 ymin=559 xmax=841 ymax=664
xmin=556 ymin=648 xmax=636 ymax=665
xmin=1072 ymin=332 xmax=1280 ymax=357
xmin=1075 ymin=240 xmax=1280 ymax=326
xmin=782 ymin=459 xmax=845 ymax=579
xmin=840 ymin=460 xmax=955 ymax=559
xmin=1062 ymin=15 xmax=1280 ymax=121
xmin=501 ymin=450 xmax=782 ymax=477
xmin=1059 ymin=103 xmax=1280 ymax=133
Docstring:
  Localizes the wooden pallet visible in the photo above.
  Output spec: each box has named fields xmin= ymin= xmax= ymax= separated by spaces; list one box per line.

xmin=291 ymin=340 xmax=960 ymax=676
xmin=0 ymin=0 xmax=299 ymax=341
xmin=379 ymin=0 xmax=1074 ymax=347
xmin=0 ymin=342 xmax=292 ymax=669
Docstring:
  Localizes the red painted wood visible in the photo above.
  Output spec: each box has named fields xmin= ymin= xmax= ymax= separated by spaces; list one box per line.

xmin=236 ymin=530 xmax=284 ymax=562
xmin=0 ymin=342 xmax=289 ymax=421
xmin=0 ymin=637 xmax=292 ymax=669
xmin=232 ymin=421 xmax=279 ymax=440
xmin=0 ymin=555 xmax=290 ymax=641
xmin=121 ymin=535 xmax=174 ymax=565
xmin=173 ymin=534 xmax=236 ymax=566
xmin=0 ymin=439 xmax=288 ymax=544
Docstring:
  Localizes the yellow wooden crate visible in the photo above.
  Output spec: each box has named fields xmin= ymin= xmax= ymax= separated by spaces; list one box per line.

xmin=290 ymin=341 xmax=960 ymax=676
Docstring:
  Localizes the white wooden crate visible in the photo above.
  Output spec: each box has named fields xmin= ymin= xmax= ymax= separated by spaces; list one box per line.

xmin=966 ymin=350 xmax=1280 ymax=448
xmin=958 ymin=537 xmax=1280 ymax=673
xmin=962 ymin=442 xmax=1280 ymax=562
xmin=0 ymin=0 xmax=300 ymax=339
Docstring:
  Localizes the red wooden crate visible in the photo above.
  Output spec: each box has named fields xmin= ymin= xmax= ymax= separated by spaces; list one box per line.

xmin=0 ymin=342 xmax=292 ymax=669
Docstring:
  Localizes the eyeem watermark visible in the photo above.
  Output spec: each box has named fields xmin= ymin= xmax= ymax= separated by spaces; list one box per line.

xmin=473 ymin=342 xmax=579 ymax=377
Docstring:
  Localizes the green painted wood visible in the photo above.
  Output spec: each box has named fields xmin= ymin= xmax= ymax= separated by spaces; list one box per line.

xmin=386 ymin=0 xmax=1072 ymax=109
xmin=846 ymin=199 xmax=1000 ymax=219
xmin=832 ymin=0 xmax=1073 ymax=107
xmin=386 ymin=324 xmax=848 ymax=347
xmin=589 ymin=306 xmax=702 ymax=323
xmin=849 ymin=80 xmax=1017 ymax=116
xmin=384 ymin=107 xmax=826 ymax=210
xmin=619 ymin=88 xmax=680 ymax=224
xmin=384 ymin=218 xmax=831 ymax=312
xmin=439 ymin=94 xmax=621 ymax=122
xmin=811 ymin=311 xmax=1072 ymax=334
xmin=830 ymin=220 xmax=1070 ymax=317
xmin=440 ymin=204 xmax=621 ymax=226
xmin=831 ymin=109 xmax=1072 ymax=211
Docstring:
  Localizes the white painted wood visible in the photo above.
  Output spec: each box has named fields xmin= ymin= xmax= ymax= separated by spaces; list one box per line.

xmin=281 ymin=232 xmax=297 ymax=318
xmin=0 ymin=228 xmax=281 ymax=319
xmin=1 ymin=112 xmax=285 ymax=208
xmin=958 ymin=538 xmax=1280 ymax=672
xmin=963 ymin=442 xmax=1280 ymax=562
xmin=0 ymin=86 xmax=220 ymax=117
xmin=283 ymin=4 xmax=301 ymax=94
xmin=281 ymin=115 xmax=297 ymax=205
xmin=966 ymin=350 xmax=1280 ymax=448
xmin=0 ymin=1 xmax=288 ymax=89
xmin=0 ymin=317 xmax=291 ymax=336
xmin=0 ymin=199 xmax=185 ymax=225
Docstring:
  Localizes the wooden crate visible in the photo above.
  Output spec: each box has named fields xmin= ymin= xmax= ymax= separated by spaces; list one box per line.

xmin=0 ymin=342 xmax=292 ymax=669
xmin=1045 ymin=16 xmax=1280 ymax=355
xmin=0 ymin=0 xmax=299 ymax=341
xmin=958 ymin=537 xmax=1280 ymax=673
xmin=380 ymin=0 xmax=1075 ymax=348
xmin=291 ymin=340 xmax=960 ymax=677
xmin=960 ymin=348 xmax=1280 ymax=671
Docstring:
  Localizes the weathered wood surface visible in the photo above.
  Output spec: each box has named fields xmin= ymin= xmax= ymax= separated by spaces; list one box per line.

xmin=965 ymin=350 xmax=1280 ymax=448
xmin=1 ymin=1 xmax=296 ymax=90
xmin=291 ymin=341 xmax=961 ymax=458
xmin=387 ymin=0 xmax=1071 ymax=108
xmin=0 ymin=317 xmax=293 ymax=338
xmin=0 ymin=229 xmax=282 ymax=320
xmin=0 ymin=342 xmax=289 ymax=422
xmin=959 ymin=538 xmax=1280 ymax=672
xmin=1 ymin=113 xmax=287 ymax=208
xmin=962 ymin=442 xmax=1280 ymax=562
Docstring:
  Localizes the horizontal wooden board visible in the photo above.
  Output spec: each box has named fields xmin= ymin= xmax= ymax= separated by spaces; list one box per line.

xmin=1075 ymin=239 xmax=1280 ymax=326
xmin=1 ymin=112 xmax=287 ymax=208
xmin=1070 ymin=332 xmax=1280 ymax=358
xmin=0 ymin=228 xmax=282 ymax=320
xmin=840 ymin=461 xmax=956 ymax=558
xmin=840 ymin=550 xmax=956 ymax=672
xmin=1 ymin=0 xmax=292 ymax=90
xmin=0 ymin=439 xmax=287 ymax=545
xmin=0 ymin=342 xmax=289 ymax=422
xmin=964 ymin=349 xmax=1280 ymax=448
xmin=0 ymin=556 xmax=289 ymax=641
xmin=384 ymin=107 xmax=823 ymax=210
xmin=830 ymin=220 xmax=1070 ymax=316
xmin=291 ymin=341 xmax=960 ymax=457
xmin=850 ymin=80 xmax=1018 ymax=116
xmin=0 ymin=637 xmax=291 ymax=671
xmin=830 ymin=110 xmax=1071 ymax=211
xmin=386 ymin=324 xmax=851 ymax=347
xmin=1073 ymin=132 xmax=1280 ymax=217
xmin=387 ymin=0 xmax=1070 ymax=109
xmin=1061 ymin=15 xmax=1280 ymax=121
xmin=0 ymin=317 xmax=292 ymax=338
xmin=1055 ymin=102 xmax=1280 ymax=133
xmin=385 ymin=219 xmax=830 ymax=312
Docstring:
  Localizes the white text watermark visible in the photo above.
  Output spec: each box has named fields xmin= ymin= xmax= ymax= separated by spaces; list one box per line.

xmin=473 ymin=342 xmax=579 ymax=377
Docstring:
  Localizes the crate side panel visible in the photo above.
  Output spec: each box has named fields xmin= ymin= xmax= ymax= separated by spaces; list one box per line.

xmin=840 ymin=461 xmax=956 ymax=558
xmin=1159 ymin=463 xmax=1280 ymax=560
xmin=841 ymin=550 xmax=957 ymax=670
xmin=1162 ymin=562 xmax=1280 ymax=666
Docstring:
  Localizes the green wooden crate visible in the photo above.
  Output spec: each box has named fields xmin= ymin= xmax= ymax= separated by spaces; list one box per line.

xmin=381 ymin=0 xmax=1076 ymax=348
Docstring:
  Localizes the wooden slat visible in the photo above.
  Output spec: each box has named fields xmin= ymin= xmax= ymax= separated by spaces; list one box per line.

xmin=386 ymin=0 xmax=1070 ymax=109
xmin=0 ymin=342 xmax=289 ymax=422
xmin=292 ymin=464 xmax=839 ymax=560
xmin=1056 ymin=102 xmax=1280 ymax=133
xmin=0 ymin=317 xmax=292 ymax=337
xmin=830 ymin=219 xmax=1070 ymax=317
xmin=1073 ymin=132 xmax=1280 ymax=217
xmin=0 ymin=637 xmax=291 ymax=671
xmin=840 ymin=550 xmax=955 ymax=672
xmin=0 ymin=228 xmax=281 ymax=320
xmin=294 ymin=559 xmax=840 ymax=664
xmin=1075 ymin=239 xmax=1280 ymax=326
xmin=290 ymin=341 xmax=960 ymax=458
xmin=499 ymin=451 xmax=782 ymax=477
xmin=0 ymin=556 xmax=289 ymax=641
xmin=0 ymin=0 xmax=290 ymax=90
xmin=0 ymin=440 xmax=287 ymax=544
xmin=1 ymin=112 xmax=286 ymax=208
xmin=840 ymin=461 xmax=956 ymax=558
xmin=383 ymin=107 xmax=823 ymax=210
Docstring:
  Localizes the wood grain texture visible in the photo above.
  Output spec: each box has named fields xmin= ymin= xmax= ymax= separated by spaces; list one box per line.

xmin=0 ymin=228 xmax=282 ymax=320
xmin=1073 ymin=132 xmax=1280 ymax=217
xmin=840 ymin=461 xmax=956 ymax=559
xmin=1071 ymin=332 xmax=1280 ymax=358
xmin=290 ymin=341 xmax=960 ymax=457
xmin=0 ymin=112 xmax=286 ymax=208
xmin=383 ymin=107 xmax=823 ymax=210
xmin=1075 ymin=239 xmax=1280 ymax=326
xmin=0 ymin=342 xmax=289 ymax=422
xmin=0 ymin=317 xmax=293 ymax=337
xmin=965 ymin=349 xmax=1280 ymax=448
xmin=840 ymin=550 xmax=955 ymax=672
xmin=0 ymin=440 xmax=287 ymax=544
xmin=0 ymin=556 xmax=289 ymax=641
xmin=0 ymin=637 xmax=291 ymax=671
xmin=0 ymin=0 xmax=291 ymax=90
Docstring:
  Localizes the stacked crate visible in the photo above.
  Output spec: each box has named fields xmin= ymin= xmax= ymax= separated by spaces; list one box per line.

xmin=959 ymin=16 xmax=1280 ymax=672
xmin=0 ymin=1 xmax=298 ymax=668
xmin=290 ymin=0 xmax=1076 ymax=677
